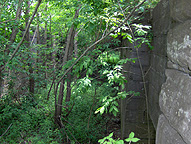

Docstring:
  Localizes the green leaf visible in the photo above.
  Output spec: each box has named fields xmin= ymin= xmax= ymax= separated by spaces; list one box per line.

xmin=109 ymin=106 xmax=114 ymax=113
xmin=124 ymin=138 xmax=131 ymax=142
xmin=131 ymin=138 xmax=140 ymax=142
xmin=102 ymin=96 xmax=108 ymax=102
xmin=84 ymin=62 xmax=87 ymax=69
xmin=113 ymin=101 xmax=118 ymax=106
xmin=80 ymin=63 xmax=83 ymax=71
xmin=116 ymin=140 xmax=124 ymax=144
xmin=129 ymin=132 xmax=135 ymax=138
xmin=95 ymin=107 xmax=101 ymax=114
xmin=100 ymin=106 xmax=105 ymax=115
xmin=112 ymin=110 xmax=117 ymax=117
xmin=87 ymin=68 xmax=93 ymax=75
xmin=98 ymin=139 xmax=105 ymax=143
xmin=113 ymin=106 xmax=119 ymax=112
xmin=108 ymin=132 xmax=113 ymax=138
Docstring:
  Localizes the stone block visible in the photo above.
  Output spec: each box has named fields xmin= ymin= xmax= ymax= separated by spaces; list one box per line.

xmin=153 ymin=14 xmax=171 ymax=36
xmin=152 ymin=36 xmax=168 ymax=56
xmin=170 ymin=0 xmax=191 ymax=22
xmin=156 ymin=114 xmax=186 ymax=144
xmin=153 ymin=0 xmax=170 ymax=24
xmin=167 ymin=20 xmax=191 ymax=71
xmin=151 ymin=54 xmax=167 ymax=74
xmin=152 ymin=0 xmax=171 ymax=36
xmin=167 ymin=61 xmax=190 ymax=73
xmin=159 ymin=69 xmax=191 ymax=143
xmin=149 ymin=70 xmax=165 ymax=92
xmin=126 ymin=80 xmax=144 ymax=95
xmin=128 ymin=67 xmax=142 ymax=81
xmin=131 ymin=43 xmax=150 ymax=52
xmin=126 ymin=98 xmax=145 ymax=111
xmin=148 ymin=85 xmax=162 ymax=128
xmin=128 ymin=51 xmax=150 ymax=67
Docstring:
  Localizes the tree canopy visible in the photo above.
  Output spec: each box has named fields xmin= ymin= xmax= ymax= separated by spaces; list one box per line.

xmin=0 ymin=0 xmax=159 ymax=143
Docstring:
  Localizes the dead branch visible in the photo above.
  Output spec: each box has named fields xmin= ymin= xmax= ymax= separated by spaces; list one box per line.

xmin=0 ymin=123 xmax=12 ymax=139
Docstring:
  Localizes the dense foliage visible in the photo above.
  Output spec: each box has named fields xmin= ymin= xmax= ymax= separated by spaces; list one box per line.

xmin=0 ymin=0 xmax=159 ymax=143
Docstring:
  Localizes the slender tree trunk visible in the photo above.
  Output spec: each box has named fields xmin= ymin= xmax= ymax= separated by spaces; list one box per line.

xmin=0 ymin=70 xmax=2 ymax=97
xmin=0 ymin=22 xmax=7 ymax=97
xmin=65 ymin=29 xmax=75 ymax=105
xmin=0 ymin=0 xmax=42 ymax=71
xmin=56 ymin=80 xmax=65 ymax=117
xmin=25 ymin=1 xmax=35 ymax=95
xmin=5 ymin=0 xmax=22 ymax=57
xmin=36 ymin=13 xmax=40 ymax=65
xmin=37 ymin=18 xmax=40 ymax=44
xmin=55 ymin=7 xmax=80 ymax=123
xmin=49 ymin=15 xmax=53 ymax=60
xmin=0 ymin=0 xmax=23 ymax=97
xmin=7 ymin=0 xmax=23 ymax=47
xmin=65 ymin=72 xmax=72 ymax=104
xmin=44 ymin=4 xmax=48 ymax=85
xmin=74 ymin=29 xmax=79 ymax=58
xmin=47 ymin=15 xmax=55 ymax=101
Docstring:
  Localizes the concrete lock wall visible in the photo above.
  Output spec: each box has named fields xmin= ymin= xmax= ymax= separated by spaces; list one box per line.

xmin=150 ymin=0 xmax=191 ymax=143
xmin=121 ymin=0 xmax=191 ymax=143
xmin=154 ymin=0 xmax=191 ymax=143
xmin=120 ymin=12 xmax=156 ymax=143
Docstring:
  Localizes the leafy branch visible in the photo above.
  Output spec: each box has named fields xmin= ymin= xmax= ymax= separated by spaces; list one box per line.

xmin=55 ymin=0 xmax=146 ymax=95
xmin=0 ymin=0 xmax=42 ymax=71
xmin=98 ymin=132 xmax=140 ymax=144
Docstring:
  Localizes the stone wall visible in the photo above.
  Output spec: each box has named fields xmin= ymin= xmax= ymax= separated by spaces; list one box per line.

xmin=121 ymin=0 xmax=191 ymax=143
xmin=149 ymin=0 xmax=191 ymax=143
xmin=120 ymin=13 xmax=156 ymax=143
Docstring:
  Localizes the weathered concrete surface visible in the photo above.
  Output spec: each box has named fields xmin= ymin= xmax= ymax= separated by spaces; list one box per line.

xmin=148 ymin=0 xmax=170 ymax=128
xmin=148 ymin=0 xmax=191 ymax=143
xmin=122 ymin=0 xmax=191 ymax=143
xmin=159 ymin=69 xmax=191 ymax=143
xmin=156 ymin=114 xmax=186 ymax=144
xmin=158 ymin=15 xmax=191 ymax=144
xmin=167 ymin=20 xmax=191 ymax=72
xmin=120 ymin=35 xmax=156 ymax=143
xmin=170 ymin=0 xmax=191 ymax=22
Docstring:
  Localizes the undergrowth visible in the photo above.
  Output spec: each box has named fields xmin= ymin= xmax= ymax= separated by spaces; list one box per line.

xmin=0 ymin=84 xmax=108 ymax=143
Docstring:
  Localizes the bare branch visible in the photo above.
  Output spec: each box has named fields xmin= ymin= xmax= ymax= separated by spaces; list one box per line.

xmin=0 ymin=19 xmax=17 ymax=24
xmin=0 ymin=123 xmax=12 ymax=139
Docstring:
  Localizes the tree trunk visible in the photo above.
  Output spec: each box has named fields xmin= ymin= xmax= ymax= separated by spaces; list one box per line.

xmin=0 ymin=0 xmax=23 ymax=97
xmin=0 ymin=70 xmax=2 ymax=97
xmin=36 ymin=13 xmax=40 ymax=67
xmin=25 ymin=1 xmax=35 ymax=95
xmin=65 ymin=72 xmax=72 ymax=104
xmin=55 ymin=7 xmax=80 ymax=123
xmin=65 ymin=29 xmax=75 ymax=105
xmin=47 ymin=15 xmax=57 ymax=101
xmin=74 ymin=29 xmax=79 ymax=58
xmin=56 ymin=80 xmax=65 ymax=118
xmin=7 ymin=0 xmax=23 ymax=47
xmin=44 ymin=4 xmax=48 ymax=84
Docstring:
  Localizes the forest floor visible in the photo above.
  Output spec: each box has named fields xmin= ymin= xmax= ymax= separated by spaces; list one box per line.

xmin=105 ymin=114 xmax=121 ymax=140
